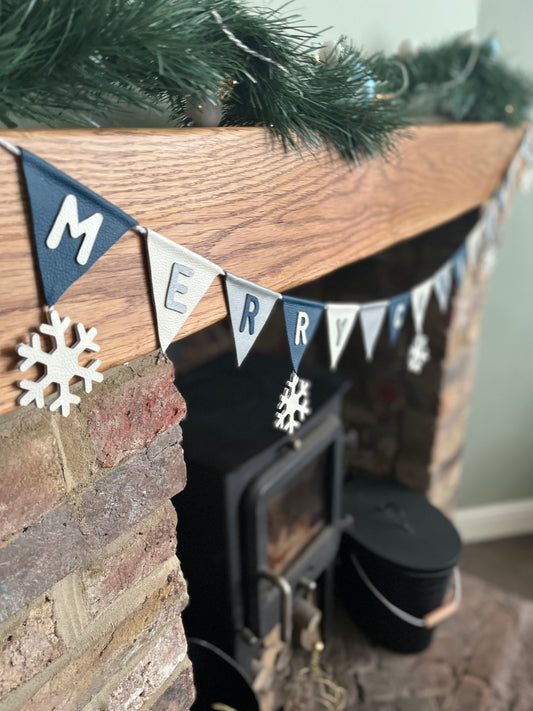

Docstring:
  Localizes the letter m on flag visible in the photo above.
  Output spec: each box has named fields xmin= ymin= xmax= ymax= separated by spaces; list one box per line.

xmin=20 ymin=148 xmax=136 ymax=305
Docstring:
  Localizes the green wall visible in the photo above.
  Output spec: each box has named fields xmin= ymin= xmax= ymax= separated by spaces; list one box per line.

xmin=459 ymin=0 xmax=533 ymax=507
xmin=257 ymin=0 xmax=478 ymax=52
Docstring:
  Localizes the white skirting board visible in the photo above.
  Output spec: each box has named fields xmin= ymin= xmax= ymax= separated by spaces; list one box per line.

xmin=454 ymin=498 xmax=533 ymax=544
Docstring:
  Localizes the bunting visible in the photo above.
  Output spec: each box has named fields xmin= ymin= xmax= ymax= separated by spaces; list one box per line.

xmin=359 ymin=302 xmax=388 ymax=362
xmin=388 ymin=293 xmax=410 ymax=347
xmin=325 ymin=304 xmax=360 ymax=370
xmin=411 ymin=280 xmax=433 ymax=335
xmin=407 ymin=279 xmax=433 ymax=374
xmin=3 ymin=128 xmax=524 ymax=421
xmin=146 ymin=229 xmax=223 ymax=353
xmin=20 ymin=149 xmax=136 ymax=305
xmin=452 ymin=245 xmax=468 ymax=287
xmin=466 ymin=223 xmax=484 ymax=267
xmin=283 ymin=296 xmax=324 ymax=373
xmin=225 ymin=273 xmax=281 ymax=366
xmin=433 ymin=263 xmax=453 ymax=314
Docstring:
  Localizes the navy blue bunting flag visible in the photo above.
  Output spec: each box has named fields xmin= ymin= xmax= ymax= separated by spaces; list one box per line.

xmin=283 ymin=296 xmax=324 ymax=373
xmin=452 ymin=244 xmax=468 ymax=287
xmin=388 ymin=292 xmax=411 ymax=347
xmin=20 ymin=149 xmax=137 ymax=305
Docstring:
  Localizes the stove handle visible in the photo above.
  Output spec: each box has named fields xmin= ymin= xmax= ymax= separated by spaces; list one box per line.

xmin=259 ymin=568 xmax=293 ymax=643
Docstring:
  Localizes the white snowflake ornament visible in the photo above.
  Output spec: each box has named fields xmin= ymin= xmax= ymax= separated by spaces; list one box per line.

xmin=407 ymin=333 xmax=431 ymax=375
xmin=17 ymin=309 xmax=103 ymax=417
xmin=273 ymin=371 xmax=312 ymax=435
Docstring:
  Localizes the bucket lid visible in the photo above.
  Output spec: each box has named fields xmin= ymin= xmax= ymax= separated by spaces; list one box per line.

xmin=343 ymin=476 xmax=462 ymax=573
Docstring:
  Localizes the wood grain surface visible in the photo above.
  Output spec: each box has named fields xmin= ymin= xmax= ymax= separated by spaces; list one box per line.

xmin=0 ymin=123 xmax=524 ymax=417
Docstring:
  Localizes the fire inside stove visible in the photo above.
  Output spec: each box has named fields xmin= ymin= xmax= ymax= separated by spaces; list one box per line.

xmin=267 ymin=453 xmax=327 ymax=574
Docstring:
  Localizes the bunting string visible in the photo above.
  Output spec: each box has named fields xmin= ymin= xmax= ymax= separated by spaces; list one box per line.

xmin=2 ymin=127 xmax=532 ymax=425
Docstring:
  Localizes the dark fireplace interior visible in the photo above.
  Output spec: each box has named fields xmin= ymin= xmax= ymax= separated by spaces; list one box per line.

xmin=172 ymin=352 xmax=350 ymax=681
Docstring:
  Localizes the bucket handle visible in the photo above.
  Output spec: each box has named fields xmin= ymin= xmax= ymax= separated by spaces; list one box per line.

xmin=350 ymin=553 xmax=461 ymax=629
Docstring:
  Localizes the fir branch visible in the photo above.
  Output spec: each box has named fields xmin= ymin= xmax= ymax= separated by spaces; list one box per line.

xmin=0 ymin=0 xmax=404 ymax=161
xmin=388 ymin=37 xmax=533 ymax=125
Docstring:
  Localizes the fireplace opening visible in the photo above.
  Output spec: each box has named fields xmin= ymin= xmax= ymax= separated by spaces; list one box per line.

xmin=168 ymin=208 xmax=480 ymax=708
xmin=171 ymin=351 xmax=350 ymax=692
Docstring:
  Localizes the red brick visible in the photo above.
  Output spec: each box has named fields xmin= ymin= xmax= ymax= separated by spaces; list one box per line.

xmin=150 ymin=661 xmax=195 ymax=711
xmin=80 ymin=354 xmax=186 ymax=468
xmin=0 ymin=596 xmax=66 ymax=701
xmin=108 ymin=622 xmax=188 ymax=711
xmin=79 ymin=425 xmax=186 ymax=550
xmin=80 ymin=501 xmax=178 ymax=616
xmin=21 ymin=569 xmax=188 ymax=711
xmin=0 ymin=503 xmax=84 ymax=623
xmin=0 ymin=427 xmax=185 ymax=622
xmin=0 ymin=409 xmax=64 ymax=541
xmin=431 ymin=410 xmax=469 ymax=470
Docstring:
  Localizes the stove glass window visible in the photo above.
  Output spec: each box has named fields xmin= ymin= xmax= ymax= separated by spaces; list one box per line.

xmin=266 ymin=451 xmax=327 ymax=573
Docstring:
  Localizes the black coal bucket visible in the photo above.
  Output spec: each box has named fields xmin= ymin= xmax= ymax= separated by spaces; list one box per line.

xmin=340 ymin=477 xmax=462 ymax=654
xmin=188 ymin=638 xmax=260 ymax=711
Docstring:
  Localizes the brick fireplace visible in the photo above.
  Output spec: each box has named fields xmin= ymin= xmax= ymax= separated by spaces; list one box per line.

xmin=0 ymin=124 xmax=523 ymax=710
xmin=0 ymin=354 xmax=194 ymax=710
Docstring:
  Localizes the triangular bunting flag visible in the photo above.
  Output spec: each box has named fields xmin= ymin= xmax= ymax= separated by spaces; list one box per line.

xmin=411 ymin=279 xmax=433 ymax=333
xmin=466 ymin=223 xmax=484 ymax=267
xmin=325 ymin=303 xmax=360 ymax=370
xmin=388 ymin=293 xmax=410 ymax=347
xmin=359 ymin=301 xmax=388 ymax=361
xmin=283 ymin=296 xmax=324 ymax=373
xmin=483 ymin=200 xmax=499 ymax=243
xmin=433 ymin=263 xmax=453 ymax=314
xmin=225 ymin=273 xmax=281 ymax=366
xmin=520 ymin=128 xmax=533 ymax=164
xmin=20 ymin=148 xmax=137 ymax=305
xmin=146 ymin=229 xmax=223 ymax=352
xmin=452 ymin=245 xmax=467 ymax=287
xmin=496 ymin=179 xmax=509 ymax=214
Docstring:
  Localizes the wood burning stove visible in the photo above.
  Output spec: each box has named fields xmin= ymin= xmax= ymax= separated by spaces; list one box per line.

xmin=172 ymin=352 xmax=350 ymax=678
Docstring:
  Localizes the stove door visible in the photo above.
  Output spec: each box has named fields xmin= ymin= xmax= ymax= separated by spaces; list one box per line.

xmin=241 ymin=413 xmax=344 ymax=638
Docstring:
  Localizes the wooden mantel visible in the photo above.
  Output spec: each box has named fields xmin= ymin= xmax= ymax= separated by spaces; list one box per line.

xmin=0 ymin=123 xmax=524 ymax=417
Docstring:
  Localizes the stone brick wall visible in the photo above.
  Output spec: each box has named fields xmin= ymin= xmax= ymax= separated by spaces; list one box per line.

xmin=0 ymin=352 xmax=195 ymax=710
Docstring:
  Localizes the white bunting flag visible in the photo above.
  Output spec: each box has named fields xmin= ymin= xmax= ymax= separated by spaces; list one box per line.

xmin=325 ymin=303 xmax=360 ymax=370
xmin=466 ymin=223 xmax=484 ymax=268
xmin=482 ymin=199 xmax=499 ymax=243
xmin=411 ymin=279 xmax=433 ymax=334
xmin=225 ymin=273 xmax=281 ymax=366
xmin=359 ymin=301 xmax=388 ymax=362
xmin=433 ymin=262 xmax=453 ymax=314
xmin=146 ymin=229 xmax=223 ymax=352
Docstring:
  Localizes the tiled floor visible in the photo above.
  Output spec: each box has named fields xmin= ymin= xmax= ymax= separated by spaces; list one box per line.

xmin=286 ymin=535 xmax=533 ymax=710
xmin=461 ymin=534 xmax=533 ymax=600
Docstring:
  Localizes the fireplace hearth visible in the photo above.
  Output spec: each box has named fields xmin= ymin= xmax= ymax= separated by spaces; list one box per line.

xmin=172 ymin=352 xmax=350 ymax=696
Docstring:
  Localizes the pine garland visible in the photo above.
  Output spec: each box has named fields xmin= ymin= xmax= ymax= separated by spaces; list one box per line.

xmin=0 ymin=0 xmax=403 ymax=161
xmin=385 ymin=37 xmax=533 ymax=125
xmin=0 ymin=2 xmax=531 ymax=161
